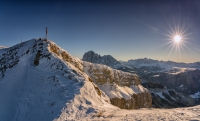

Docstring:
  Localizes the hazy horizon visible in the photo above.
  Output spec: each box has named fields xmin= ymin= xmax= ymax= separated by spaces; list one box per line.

xmin=1 ymin=38 xmax=199 ymax=64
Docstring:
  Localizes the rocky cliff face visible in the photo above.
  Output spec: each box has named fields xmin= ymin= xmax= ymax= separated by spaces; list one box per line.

xmin=83 ymin=61 xmax=152 ymax=109
xmin=83 ymin=51 xmax=121 ymax=68
xmin=82 ymin=51 xmax=101 ymax=64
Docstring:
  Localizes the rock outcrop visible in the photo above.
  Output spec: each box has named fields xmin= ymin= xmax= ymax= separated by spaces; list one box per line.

xmin=83 ymin=62 xmax=152 ymax=109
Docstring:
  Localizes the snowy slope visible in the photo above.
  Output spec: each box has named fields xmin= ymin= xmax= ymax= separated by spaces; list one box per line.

xmin=0 ymin=38 xmax=114 ymax=121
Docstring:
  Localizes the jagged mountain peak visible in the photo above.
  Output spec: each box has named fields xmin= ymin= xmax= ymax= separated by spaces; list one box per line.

xmin=83 ymin=50 xmax=121 ymax=68
xmin=85 ymin=50 xmax=98 ymax=54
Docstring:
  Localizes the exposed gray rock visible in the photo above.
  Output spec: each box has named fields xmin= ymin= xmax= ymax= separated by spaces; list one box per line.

xmin=83 ymin=51 xmax=121 ymax=68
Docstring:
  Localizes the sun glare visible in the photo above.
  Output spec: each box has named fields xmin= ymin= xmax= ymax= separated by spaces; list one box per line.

xmin=174 ymin=35 xmax=181 ymax=43
xmin=162 ymin=21 xmax=190 ymax=60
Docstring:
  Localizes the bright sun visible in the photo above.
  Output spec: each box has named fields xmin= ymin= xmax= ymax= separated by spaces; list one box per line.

xmin=164 ymin=23 xmax=189 ymax=59
xmin=174 ymin=35 xmax=181 ymax=43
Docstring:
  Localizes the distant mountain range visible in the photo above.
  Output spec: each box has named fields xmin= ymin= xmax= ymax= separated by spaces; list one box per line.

xmin=83 ymin=50 xmax=200 ymax=108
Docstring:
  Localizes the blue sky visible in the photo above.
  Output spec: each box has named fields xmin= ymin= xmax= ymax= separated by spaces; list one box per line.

xmin=1 ymin=0 xmax=200 ymax=63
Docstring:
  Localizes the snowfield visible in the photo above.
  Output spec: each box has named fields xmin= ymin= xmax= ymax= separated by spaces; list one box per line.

xmin=85 ymin=105 xmax=200 ymax=120
xmin=0 ymin=39 xmax=200 ymax=121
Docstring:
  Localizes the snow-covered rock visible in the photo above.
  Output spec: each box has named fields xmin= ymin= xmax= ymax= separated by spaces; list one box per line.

xmin=84 ymin=61 xmax=152 ymax=109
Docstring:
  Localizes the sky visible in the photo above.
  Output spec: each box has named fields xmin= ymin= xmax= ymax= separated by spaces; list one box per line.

xmin=1 ymin=0 xmax=200 ymax=63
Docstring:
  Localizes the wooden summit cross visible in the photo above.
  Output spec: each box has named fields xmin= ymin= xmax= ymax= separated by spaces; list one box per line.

xmin=46 ymin=27 xmax=48 ymax=39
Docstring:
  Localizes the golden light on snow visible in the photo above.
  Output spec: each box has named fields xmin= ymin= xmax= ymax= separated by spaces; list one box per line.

xmin=174 ymin=35 xmax=181 ymax=43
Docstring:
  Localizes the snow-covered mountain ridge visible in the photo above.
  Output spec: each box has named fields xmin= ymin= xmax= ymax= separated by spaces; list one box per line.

xmin=48 ymin=41 xmax=152 ymax=109
xmin=0 ymin=38 xmax=112 ymax=120
xmin=0 ymin=38 xmax=151 ymax=120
